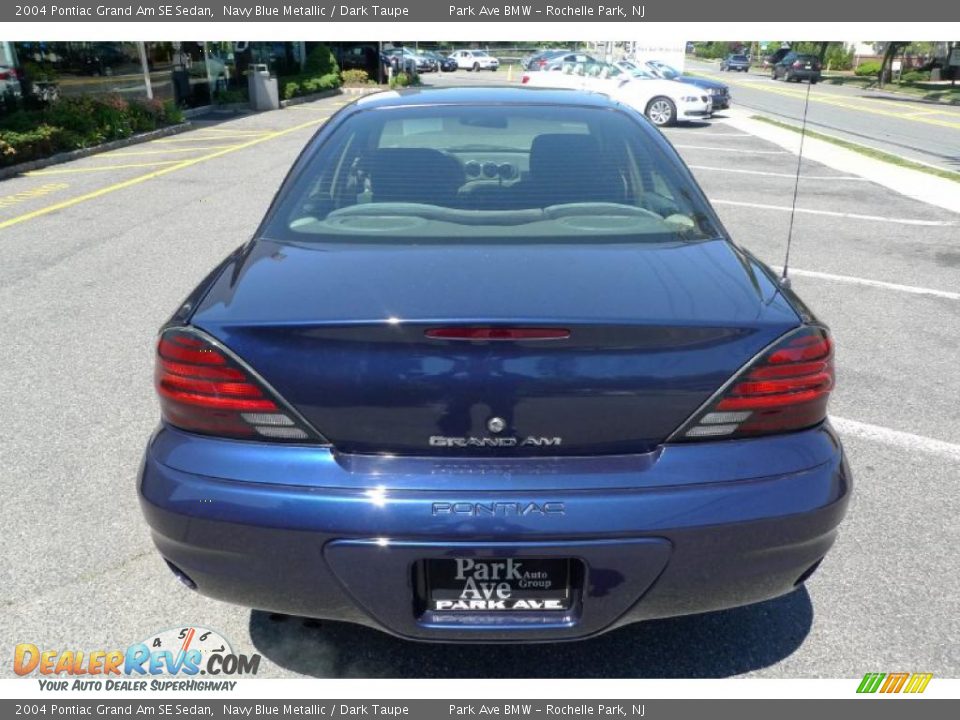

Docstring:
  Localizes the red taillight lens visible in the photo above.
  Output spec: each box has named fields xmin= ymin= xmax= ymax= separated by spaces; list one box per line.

xmin=155 ymin=330 xmax=322 ymax=442
xmin=425 ymin=327 xmax=570 ymax=341
xmin=521 ymin=74 xmax=530 ymax=84
xmin=793 ymin=61 xmax=803 ymax=68
xmin=676 ymin=327 xmax=834 ymax=441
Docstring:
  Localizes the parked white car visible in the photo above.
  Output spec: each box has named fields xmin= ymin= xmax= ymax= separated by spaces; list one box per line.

xmin=449 ymin=49 xmax=500 ymax=72
xmin=522 ymin=61 xmax=712 ymax=127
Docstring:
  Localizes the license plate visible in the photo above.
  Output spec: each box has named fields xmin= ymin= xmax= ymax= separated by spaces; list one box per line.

xmin=805 ymin=64 xmax=812 ymax=69
xmin=426 ymin=558 xmax=571 ymax=612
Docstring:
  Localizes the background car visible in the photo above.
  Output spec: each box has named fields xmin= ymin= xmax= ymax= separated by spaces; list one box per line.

xmin=772 ymin=52 xmax=822 ymax=83
xmin=643 ymin=60 xmax=731 ymax=110
xmin=384 ymin=47 xmax=434 ymax=73
xmin=720 ymin=53 xmax=751 ymax=72
xmin=0 ymin=64 xmax=21 ymax=99
xmin=449 ymin=49 xmax=499 ymax=71
xmin=522 ymin=48 xmax=570 ymax=71
xmin=541 ymin=52 xmax=598 ymax=72
xmin=423 ymin=51 xmax=457 ymax=72
xmin=524 ymin=61 xmax=712 ymax=126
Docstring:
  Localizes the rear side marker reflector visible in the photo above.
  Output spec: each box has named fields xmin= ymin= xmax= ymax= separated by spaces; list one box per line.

xmin=426 ymin=327 xmax=570 ymax=341
xmin=679 ymin=327 xmax=835 ymax=441
xmin=253 ymin=426 xmax=309 ymax=440
xmin=685 ymin=424 xmax=740 ymax=437
xmin=241 ymin=412 xmax=295 ymax=426
xmin=156 ymin=330 xmax=322 ymax=443
xmin=700 ymin=411 xmax=752 ymax=424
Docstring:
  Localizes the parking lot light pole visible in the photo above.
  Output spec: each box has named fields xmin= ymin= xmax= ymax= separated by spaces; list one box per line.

xmin=137 ymin=41 xmax=153 ymax=99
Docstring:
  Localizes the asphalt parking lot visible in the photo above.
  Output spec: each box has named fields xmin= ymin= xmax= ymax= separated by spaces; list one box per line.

xmin=2 ymin=89 xmax=958 ymax=679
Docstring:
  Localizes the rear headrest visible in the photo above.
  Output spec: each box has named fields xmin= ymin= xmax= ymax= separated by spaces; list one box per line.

xmin=369 ymin=148 xmax=463 ymax=205
xmin=529 ymin=133 xmax=623 ymax=205
xmin=529 ymin=134 xmax=601 ymax=181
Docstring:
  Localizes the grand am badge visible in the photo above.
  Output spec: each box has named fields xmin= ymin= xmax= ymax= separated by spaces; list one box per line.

xmin=429 ymin=436 xmax=562 ymax=447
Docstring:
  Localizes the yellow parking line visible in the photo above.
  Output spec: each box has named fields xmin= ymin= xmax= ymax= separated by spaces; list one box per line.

xmin=720 ymin=75 xmax=960 ymax=130
xmin=100 ymin=145 xmax=240 ymax=157
xmin=26 ymin=160 xmax=184 ymax=175
xmin=194 ymin=127 xmax=272 ymax=135
xmin=0 ymin=116 xmax=328 ymax=231
xmin=154 ymin=133 xmax=271 ymax=143
xmin=0 ymin=183 xmax=69 ymax=209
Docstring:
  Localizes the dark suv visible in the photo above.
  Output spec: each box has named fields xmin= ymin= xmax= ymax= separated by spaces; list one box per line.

xmin=772 ymin=52 xmax=822 ymax=83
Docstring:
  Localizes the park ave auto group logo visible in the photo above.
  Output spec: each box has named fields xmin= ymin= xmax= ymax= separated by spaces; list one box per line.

xmin=14 ymin=627 xmax=260 ymax=691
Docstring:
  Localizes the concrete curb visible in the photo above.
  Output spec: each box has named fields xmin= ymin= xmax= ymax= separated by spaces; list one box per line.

xmin=279 ymin=86 xmax=381 ymax=108
xmin=0 ymin=122 xmax=193 ymax=181
xmin=279 ymin=88 xmax=343 ymax=108
xmin=720 ymin=108 xmax=960 ymax=215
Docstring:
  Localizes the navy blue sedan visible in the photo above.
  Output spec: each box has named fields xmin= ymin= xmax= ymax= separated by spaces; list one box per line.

xmin=139 ymin=87 xmax=850 ymax=642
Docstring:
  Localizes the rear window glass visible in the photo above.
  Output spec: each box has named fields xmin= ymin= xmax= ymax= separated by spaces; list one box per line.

xmin=731 ymin=55 xmax=748 ymax=61
xmin=263 ymin=103 xmax=720 ymax=245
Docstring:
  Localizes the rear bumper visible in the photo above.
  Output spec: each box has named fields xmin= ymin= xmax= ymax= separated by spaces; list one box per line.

xmin=786 ymin=69 xmax=821 ymax=80
xmin=139 ymin=424 xmax=851 ymax=642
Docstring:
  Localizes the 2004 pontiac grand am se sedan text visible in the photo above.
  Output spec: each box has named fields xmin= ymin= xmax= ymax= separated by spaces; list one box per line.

xmin=138 ymin=87 xmax=851 ymax=643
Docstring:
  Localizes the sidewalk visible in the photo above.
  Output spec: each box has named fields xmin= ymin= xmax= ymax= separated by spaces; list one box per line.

xmin=721 ymin=107 xmax=960 ymax=215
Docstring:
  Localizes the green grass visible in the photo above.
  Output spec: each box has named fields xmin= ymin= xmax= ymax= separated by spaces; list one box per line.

xmin=751 ymin=115 xmax=960 ymax=183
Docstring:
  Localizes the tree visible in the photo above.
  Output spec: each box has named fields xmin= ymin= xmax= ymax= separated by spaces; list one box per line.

xmin=877 ymin=41 xmax=908 ymax=88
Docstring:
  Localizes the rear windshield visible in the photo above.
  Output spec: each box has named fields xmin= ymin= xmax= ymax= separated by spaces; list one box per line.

xmin=263 ymin=103 xmax=721 ymax=245
xmin=731 ymin=55 xmax=749 ymax=61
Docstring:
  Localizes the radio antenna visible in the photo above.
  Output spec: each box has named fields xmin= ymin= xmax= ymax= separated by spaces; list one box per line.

xmin=781 ymin=79 xmax=814 ymax=284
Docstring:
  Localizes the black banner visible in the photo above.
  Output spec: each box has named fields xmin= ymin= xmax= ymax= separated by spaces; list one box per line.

xmin=0 ymin=700 xmax=958 ymax=719
xmin=2 ymin=0 xmax=955 ymax=22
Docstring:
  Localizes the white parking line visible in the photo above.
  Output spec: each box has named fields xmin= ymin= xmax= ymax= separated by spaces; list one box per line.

xmin=710 ymin=198 xmax=956 ymax=227
xmin=662 ymin=130 xmax=755 ymax=137
xmin=672 ymin=145 xmax=789 ymax=154
xmin=690 ymin=165 xmax=868 ymax=180
xmin=778 ymin=268 xmax=960 ymax=301
xmin=832 ymin=417 xmax=960 ymax=463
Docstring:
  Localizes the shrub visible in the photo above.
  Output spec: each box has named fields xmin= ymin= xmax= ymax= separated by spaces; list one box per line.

xmin=854 ymin=61 xmax=882 ymax=77
xmin=692 ymin=42 xmax=737 ymax=60
xmin=282 ymin=80 xmax=301 ymax=100
xmin=341 ymin=69 xmax=370 ymax=86
xmin=389 ymin=72 xmax=421 ymax=88
xmin=900 ymin=70 xmax=931 ymax=83
xmin=0 ymin=93 xmax=185 ymax=167
xmin=304 ymin=44 xmax=339 ymax=76
xmin=824 ymin=45 xmax=854 ymax=71
xmin=0 ymin=125 xmax=68 ymax=166
xmin=282 ymin=72 xmax=342 ymax=99
xmin=213 ymin=88 xmax=249 ymax=105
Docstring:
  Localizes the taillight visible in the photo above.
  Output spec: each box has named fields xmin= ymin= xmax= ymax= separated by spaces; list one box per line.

xmin=793 ymin=61 xmax=803 ymax=68
xmin=521 ymin=74 xmax=530 ymax=84
xmin=674 ymin=327 xmax=834 ymax=441
xmin=426 ymin=327 xmax=569 ymax=341
xmin=155 ymin=329 xmax=323 ymax=443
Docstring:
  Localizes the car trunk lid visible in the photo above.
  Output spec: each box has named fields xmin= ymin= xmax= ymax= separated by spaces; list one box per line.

xmin=190 ymin=239 xmax=800 ymax=455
